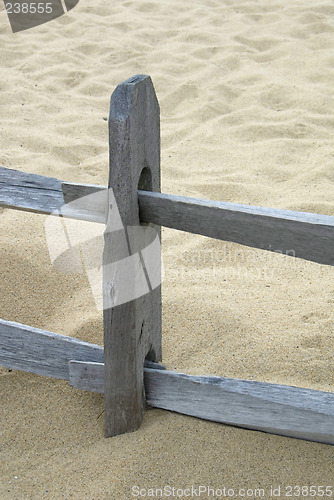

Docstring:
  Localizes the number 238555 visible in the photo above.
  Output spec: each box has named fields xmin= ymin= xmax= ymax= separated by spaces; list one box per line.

xmin=5 ymin=3 xmax=53 ymax=14
xmin=286 ymin=485 xmax=332 ymax=497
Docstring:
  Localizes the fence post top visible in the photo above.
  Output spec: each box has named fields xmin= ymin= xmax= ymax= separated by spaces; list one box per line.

xmin=109 ymin=75 xmax=159 ymax=122
xmin=120 ymin=74 xmax=151 ymax=85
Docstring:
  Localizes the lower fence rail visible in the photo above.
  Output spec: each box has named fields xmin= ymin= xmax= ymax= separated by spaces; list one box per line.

xmin=1 ymin=318 xmax=333 ymax=445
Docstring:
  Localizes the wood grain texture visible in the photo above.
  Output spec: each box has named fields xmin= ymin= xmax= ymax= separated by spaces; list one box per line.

xmin=0 ymin=166 xmax=106 ymax=223
xmin=1 ymin=166 xmax=333 ymax=266
xmin=103 ymin=75 xmax=162 ymax=437
xmin=68 ymin=361 xmax=334 ymax=445
xmin=0 ymin=166 xmax=64 ymax=214
xmin=0 ymin=319 xmax=104 ymax=380
xmin=139 ymin=191 xmax=334 ymax=266
xmin=68 ymin=360 xmax=166 ymax=394
xmin=0 ymin=319 xmax=164 ymax=380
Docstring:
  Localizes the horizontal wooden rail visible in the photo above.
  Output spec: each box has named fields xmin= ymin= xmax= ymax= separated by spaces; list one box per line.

xmin=68 ymin=360 xmax=334 ymax=445
xmin=3 ymin=317 xmax=332 ymax=445
xmin=1 ymin=166 xmax=334 ymax=265
xmin=0 ymin=319 xmax=163 ymax=380
xmin=0 ymin=166 xmax=106 ymax=223
xmin=1 ymin=318 xmax=333 ymax=446
xmin=139 ymin=191 xmax=334 ymax=266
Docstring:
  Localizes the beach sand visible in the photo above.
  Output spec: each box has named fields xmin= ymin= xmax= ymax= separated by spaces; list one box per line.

xmin=1 ymin=0 xmax=334 ymax=498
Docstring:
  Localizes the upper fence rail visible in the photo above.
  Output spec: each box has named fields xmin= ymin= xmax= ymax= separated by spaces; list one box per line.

xmin=1 ymin=165 xmax=334 ymax=266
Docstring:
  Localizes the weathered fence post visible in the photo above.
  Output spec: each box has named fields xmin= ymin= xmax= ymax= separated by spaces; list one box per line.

xmin=103 ymin=75 xmax=162 ymax=437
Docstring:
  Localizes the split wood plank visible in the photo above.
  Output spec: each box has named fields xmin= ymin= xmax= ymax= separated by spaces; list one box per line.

xmin=0 ymin=319 xmax=162 ymax=380
xmin=68 ymin=361 xmax=334 ymax=446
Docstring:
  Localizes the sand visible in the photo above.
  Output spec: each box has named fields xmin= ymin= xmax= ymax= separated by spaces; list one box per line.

xmin=1 ymin=0 xmax=334 ymax=498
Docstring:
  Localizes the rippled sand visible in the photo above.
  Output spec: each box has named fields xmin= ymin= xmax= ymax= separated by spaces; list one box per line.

xmin=1 ymin=0 xmax=334 ymax=498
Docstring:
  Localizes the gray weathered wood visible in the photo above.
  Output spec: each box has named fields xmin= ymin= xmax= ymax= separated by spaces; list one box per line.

xmin=103 ymin=75 xmax=162 ymax=437
xmin=0 ymin=318 xmax=163 ymax=380
xmin=0 ymin=166 xmax=63 ymax=214
xmin=61 ymin=181 xmax=107 ymax=223
xmin=68 ymin=361 xmax=334 ymax=445
xmin=2 ymin=165 xmax=333 ymax=265
xmin=68 ymin=360 xmax=166 ymax=394
xmin=0 ymin=166 xmax=106 ymax=223
xmin=0 ymin=318 xmax=104 ymax=380
xmin=139 ymin=191 xmax=334 ymax=266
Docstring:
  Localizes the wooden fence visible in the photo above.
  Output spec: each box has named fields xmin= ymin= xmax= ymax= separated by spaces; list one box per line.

xmin=1 ymin=75 xmax=334 ymax=444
